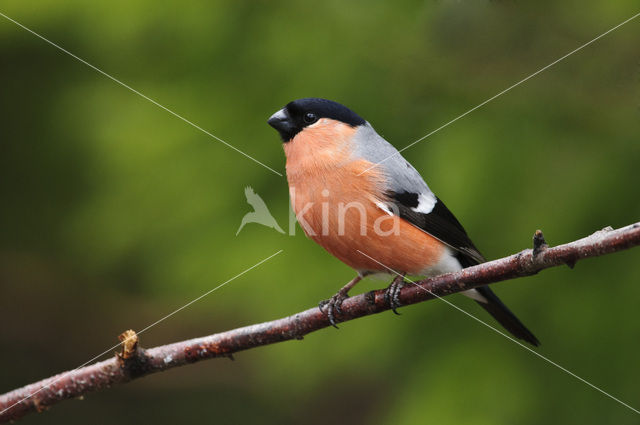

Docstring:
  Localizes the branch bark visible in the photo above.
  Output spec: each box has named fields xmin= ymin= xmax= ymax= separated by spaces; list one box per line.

xmin=1 ymin=223 xmax=639 ymax=423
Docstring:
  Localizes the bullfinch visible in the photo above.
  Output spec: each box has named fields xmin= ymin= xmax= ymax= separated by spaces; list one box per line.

xmin=268 ymin=97 xmax=539 ymax=346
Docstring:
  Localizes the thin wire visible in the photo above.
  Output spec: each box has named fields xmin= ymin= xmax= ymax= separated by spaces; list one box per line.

xmin=0 ymin=11 xmax=283 ymax=177
xmin=356 ymin=250 xmax=640 ymax=415
xmin=0 ymin=250 xmax=283 ymax=416
xmin=358 ymin=11 xmax=640 ymax=176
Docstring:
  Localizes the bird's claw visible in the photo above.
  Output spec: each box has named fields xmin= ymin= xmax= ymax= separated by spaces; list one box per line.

xmin=319 ymin=291 xmax=349 ymax=328
xmin=384 ymin=275 xmax=406 ymax=314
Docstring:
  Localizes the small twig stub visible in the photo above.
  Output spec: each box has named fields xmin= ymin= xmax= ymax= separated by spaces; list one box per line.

xmin=118 ymin=330 xmax=139 ymax=360
xmin=533 ymin=229 xmax=548 ymax=256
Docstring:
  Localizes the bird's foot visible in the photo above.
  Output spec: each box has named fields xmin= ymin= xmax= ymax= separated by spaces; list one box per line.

xmin=384 ymin=274 xmax=406 ymax=315
xmin=319 ymin=290 xmax=349 ymax=328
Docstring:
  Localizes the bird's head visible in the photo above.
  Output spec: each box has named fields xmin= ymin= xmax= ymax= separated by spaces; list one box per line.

xmin=267 ymin=98 xmax=365 ymax=143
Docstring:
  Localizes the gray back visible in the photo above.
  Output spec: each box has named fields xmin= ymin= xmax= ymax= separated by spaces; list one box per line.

xmin=351 ymin=123 xmax=433 ymax=197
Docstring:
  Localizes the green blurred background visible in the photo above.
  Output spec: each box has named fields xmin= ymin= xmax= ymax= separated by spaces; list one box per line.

xmin=1 ymin=1 xmax=639 ymax=424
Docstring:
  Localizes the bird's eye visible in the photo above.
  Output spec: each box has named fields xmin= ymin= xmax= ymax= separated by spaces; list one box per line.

xmin=303 ymin=112 xmax=318 ymax=124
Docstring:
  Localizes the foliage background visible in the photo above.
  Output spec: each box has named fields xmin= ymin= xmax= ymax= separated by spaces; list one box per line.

xmin=1 ymin=1 xmax=639 ymax=424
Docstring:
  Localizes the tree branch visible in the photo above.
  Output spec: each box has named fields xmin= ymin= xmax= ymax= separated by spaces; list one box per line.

xmin=1 ymin=223 xmax=639 ymax=423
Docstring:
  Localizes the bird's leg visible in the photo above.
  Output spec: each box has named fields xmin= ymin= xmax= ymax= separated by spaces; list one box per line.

xmin=319 ymin=275 xmax=363 ymax=328
xmin=383 ymin=273 xmax=406 ymax=315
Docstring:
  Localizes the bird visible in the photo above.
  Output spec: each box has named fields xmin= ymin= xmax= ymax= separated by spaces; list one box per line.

xmin=267 ymin=97 xmax=539 ymax=346
xmin=236 ymin=186 xmax=285 ymax=235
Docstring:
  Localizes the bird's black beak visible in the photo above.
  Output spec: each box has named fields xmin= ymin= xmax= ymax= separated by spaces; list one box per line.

xmin=267 ymin=108 xmax=296 ymax=142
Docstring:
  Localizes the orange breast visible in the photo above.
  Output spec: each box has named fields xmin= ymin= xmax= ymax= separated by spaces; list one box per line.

xmin=284 ymin=120 xmax=445 ymax=275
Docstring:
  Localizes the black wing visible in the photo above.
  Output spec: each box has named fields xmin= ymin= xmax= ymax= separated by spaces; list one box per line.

xmin=385 ymin=190 xmax=540 ymax=346
xmin=386 ymin=191 xmax=485 ymax=267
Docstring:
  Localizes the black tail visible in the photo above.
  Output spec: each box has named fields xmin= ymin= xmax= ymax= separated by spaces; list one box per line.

xmin=473 ymin=286 xmax=539 ymax=346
